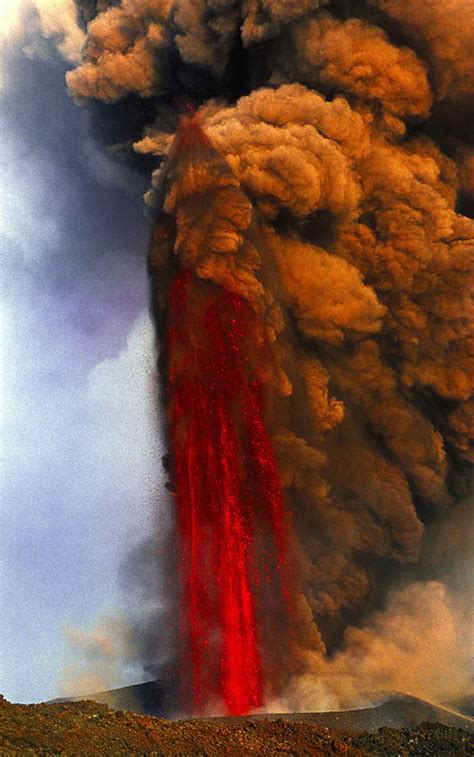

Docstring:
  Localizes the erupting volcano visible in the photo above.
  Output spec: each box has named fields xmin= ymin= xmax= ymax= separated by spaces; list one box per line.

xmin=66 ymin=0 xmax=473 ymax=719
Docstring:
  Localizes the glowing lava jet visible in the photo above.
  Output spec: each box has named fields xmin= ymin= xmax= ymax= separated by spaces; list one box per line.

xmin=152 ymin=116 xmax=290 ymax=716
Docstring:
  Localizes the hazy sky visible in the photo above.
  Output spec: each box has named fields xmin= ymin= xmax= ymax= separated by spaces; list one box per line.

xmin=1 ymin=6 xmax=166 ymax=703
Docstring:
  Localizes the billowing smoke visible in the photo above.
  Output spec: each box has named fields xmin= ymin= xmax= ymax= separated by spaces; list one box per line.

xmin=67 ymin=0 xmax=473 ymax=713
xmin=59 ymin=613 xmax=135 ymax=697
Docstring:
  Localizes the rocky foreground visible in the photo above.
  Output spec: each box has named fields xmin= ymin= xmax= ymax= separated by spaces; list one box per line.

xmin=1 ymin=695 xmax=473 ymax=756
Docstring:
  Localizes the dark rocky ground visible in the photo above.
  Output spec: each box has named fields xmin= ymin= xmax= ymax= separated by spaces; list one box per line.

xmin=1 ymin=692 xmax=473 ymax=756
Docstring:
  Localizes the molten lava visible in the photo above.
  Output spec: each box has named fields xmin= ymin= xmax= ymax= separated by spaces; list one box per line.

xmin=167 ymin=269 xmax=289 ymax=715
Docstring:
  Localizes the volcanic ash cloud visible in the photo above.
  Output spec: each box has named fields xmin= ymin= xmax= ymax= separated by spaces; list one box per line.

xmin=67 ymin=0 xmax=474 ymax=712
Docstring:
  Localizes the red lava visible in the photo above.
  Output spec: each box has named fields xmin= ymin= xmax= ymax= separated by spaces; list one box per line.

xmin=167 ymin=269 xmax=289 ymax=715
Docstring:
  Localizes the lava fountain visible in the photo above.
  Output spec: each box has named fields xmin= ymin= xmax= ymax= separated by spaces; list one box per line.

xmin=155 ymin=116 xmax=291 ymax=715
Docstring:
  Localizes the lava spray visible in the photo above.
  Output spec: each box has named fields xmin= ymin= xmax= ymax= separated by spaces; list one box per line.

xmin=153 ymin=115 xmax=291 ymax=714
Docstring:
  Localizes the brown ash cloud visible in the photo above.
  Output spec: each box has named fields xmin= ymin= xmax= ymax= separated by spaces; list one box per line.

xmin=68 ymin=0 xmax=473 ymax=708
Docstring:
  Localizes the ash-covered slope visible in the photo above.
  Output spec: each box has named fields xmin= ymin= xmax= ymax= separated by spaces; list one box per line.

xmin=228 ymin=694 xmax=474 ymax=733
xmin=52 ymin=681 xmax=473 ymax=733
xmin=51 ymin=679 xmax=178 ymax=718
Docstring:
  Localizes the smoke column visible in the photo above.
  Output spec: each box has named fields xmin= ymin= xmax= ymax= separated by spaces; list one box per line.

xmin=67 ymin=0 xmax=473 ymax=714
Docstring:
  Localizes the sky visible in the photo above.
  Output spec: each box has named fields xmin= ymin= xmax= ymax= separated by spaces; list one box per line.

xmin=0 ymin=3 xmax=167 ymax=703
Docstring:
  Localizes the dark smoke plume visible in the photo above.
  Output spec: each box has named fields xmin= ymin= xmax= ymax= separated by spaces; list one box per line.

xmin=68 ymin=0 xmax=473 ymax=711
